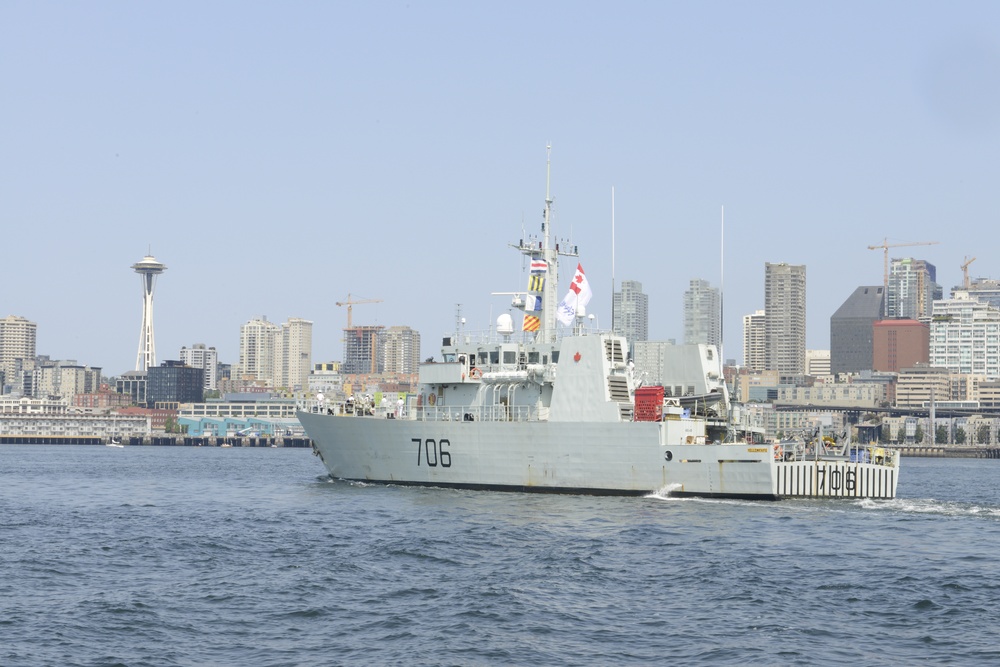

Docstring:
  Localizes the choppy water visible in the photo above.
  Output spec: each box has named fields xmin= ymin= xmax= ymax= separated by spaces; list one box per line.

xmin=2 ymin=446 xmax=1000 ymax=666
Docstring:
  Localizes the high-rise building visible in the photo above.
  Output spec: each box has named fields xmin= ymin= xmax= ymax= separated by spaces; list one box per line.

xmin=379 ymin=326 xmax=421 ymax=375
xmin=612 ymin=280 xmax=648 ymax=350
xmin=132 ymin=254 xmax=167 ymax=372
xmin=830 ymin=286 xmax=884 ymax=374
xmin=180 ymin=344 xmax=219 ymax=391
xmin=239 ymin=316 xmax=280 ymax=385
xmin=238 ymin=317 xmax=313 ymax=390
xmin=0 ymin=315 xmax=37 ymax=390
xmin=742 ymin=310 xmax=766 ymax=371
xmin=277 ymin=318 xmax=313 ymax=391
xmin=873 ymin=319 xmax=929 ymax=373
xmin=343 ymin=325 xmax=385 ymax=375
xmin=930 ymin=292 xmax=1000 ymax=377
xmin=764 ymin=263 xmax=806 ymax=375
xmin=683 ymin=279 xmax=721 ymax=347
xmin=886 ymin=258 xmax=941 ymax=319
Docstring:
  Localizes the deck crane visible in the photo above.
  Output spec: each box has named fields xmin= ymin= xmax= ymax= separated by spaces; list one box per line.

xmin=335 ymin=294 xmax=383 ymax=329
xmin=961 ymin=256 xmax=977 ymax=289
xmin=867 ymin=238 xmax=940 ymax=291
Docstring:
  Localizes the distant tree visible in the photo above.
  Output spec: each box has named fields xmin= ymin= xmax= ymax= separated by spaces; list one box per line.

xmin=978 ymin=424 xmax=992 ymax=445
xmin=955 ymin=427 xmax=967 ymax=445
xmin=204 ymin=389 xmax=221 ymax=400
xmin=935 ymin=424 xmax=949 ymax=445
xmin=878 ymin=423 xmax=891 ymax=443
xmin=913 ymin=424 xmax=924 ymax=444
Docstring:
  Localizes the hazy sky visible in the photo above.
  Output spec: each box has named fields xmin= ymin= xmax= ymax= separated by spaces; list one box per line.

xmin=4 ymin=2 xmax=1000 ymax=375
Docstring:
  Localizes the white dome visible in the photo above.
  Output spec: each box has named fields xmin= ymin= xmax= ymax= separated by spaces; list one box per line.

xmin=496 ymin=313 xmax=514 ymax=334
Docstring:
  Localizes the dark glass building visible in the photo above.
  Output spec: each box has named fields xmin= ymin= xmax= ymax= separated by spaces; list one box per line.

xmin=830 ymin=286 xmax=885 ymax=374
xmin=147 ymin=360 xmax=204 ymax=407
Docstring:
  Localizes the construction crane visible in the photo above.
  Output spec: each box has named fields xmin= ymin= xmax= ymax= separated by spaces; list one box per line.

xmin=962 ymin=256 xmax=977 ymax=289
xmin=867 ymin=238 xmax=940 ymax=290
xmin=335 ymin=294 xmax=383 ymax=329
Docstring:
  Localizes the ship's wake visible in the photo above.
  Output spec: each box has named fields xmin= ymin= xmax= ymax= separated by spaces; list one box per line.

xmin=856 ymin=496 xmax=1000 ymax=519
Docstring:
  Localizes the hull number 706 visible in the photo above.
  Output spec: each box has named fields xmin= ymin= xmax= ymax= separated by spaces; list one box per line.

xmin=413 ymin=438 xmax=452 ymax=467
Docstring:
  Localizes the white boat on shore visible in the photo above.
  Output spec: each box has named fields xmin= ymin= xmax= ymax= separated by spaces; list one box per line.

xmin=297 ymin=156 xmax=899 ymax=499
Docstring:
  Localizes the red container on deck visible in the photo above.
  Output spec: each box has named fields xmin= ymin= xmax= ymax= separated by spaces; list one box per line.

xmin=634 ymin=386 xmax=665 ymax=422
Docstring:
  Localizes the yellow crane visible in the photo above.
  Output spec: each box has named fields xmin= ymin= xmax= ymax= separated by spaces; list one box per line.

xmin=867 ymin=238 xmax=939 ymax=290
xmin=335 ymin=294 xmax=383 ymax=329
xmin=962 ymin=256 xmax=977 ymax=289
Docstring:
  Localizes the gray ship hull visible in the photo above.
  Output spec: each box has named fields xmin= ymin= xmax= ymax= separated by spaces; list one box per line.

xmin=299 ymin=410 xmax=773 ymax=496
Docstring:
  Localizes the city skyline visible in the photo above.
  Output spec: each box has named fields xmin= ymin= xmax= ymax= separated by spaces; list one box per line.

xmin=4 ymin=3 xmax=1000 ymax=373
xmin=5 ymin=247 xmax=998 ymax=379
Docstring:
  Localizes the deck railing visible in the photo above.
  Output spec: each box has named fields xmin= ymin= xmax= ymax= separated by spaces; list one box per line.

xmin=302 ymin=401 xmax=537 ymax=423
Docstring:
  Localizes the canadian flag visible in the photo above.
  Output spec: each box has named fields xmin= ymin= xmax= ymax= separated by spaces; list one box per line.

xmin=556 ymin=263 xmax=593 ymax=325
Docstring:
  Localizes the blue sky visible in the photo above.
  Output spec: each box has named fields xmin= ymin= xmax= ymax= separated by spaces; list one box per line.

xmin=3 ymin=1 xmax=999 ymax=374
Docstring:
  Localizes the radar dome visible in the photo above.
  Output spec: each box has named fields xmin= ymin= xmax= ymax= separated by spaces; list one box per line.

xmin=497 ymin=313 xmax=514 ymax=334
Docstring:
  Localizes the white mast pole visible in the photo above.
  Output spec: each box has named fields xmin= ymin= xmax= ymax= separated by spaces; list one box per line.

xmin=721 ymin=205 xmax=731 ymax=440
xmin=611 ymin=186 xmax=616 ymax=334
xmin=720 ymin=205 xmax=724 ymax=356
xmin=541 ymin=144 xmax=556 ymax=342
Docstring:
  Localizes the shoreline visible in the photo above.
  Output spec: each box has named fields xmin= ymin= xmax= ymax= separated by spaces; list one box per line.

xmin=0 ymin=435 xmax=311 ymax=448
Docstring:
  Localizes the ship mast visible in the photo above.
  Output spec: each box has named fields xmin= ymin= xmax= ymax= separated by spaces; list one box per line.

xmin=540 ymin=145 xmax=558 ymax=342
xmin=513 ymin=145 xmax=577 ymax=344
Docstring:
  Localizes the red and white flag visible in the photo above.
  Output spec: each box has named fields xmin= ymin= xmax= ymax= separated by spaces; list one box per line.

xmin=556 ymin=263 xmax=593 ymax=325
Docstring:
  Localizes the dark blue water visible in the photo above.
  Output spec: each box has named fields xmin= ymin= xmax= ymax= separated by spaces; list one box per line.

xmin=2 ymin=446 xmax=999 ymax=666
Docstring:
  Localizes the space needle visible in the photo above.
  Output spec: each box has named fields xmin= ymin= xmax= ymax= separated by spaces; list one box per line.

xmin=132 ymin=253 xmax=167 ymax=372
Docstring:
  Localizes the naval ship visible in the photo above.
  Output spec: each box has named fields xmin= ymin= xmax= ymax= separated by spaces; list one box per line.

xmin=297 ymin=157 xmax=899 ymax=499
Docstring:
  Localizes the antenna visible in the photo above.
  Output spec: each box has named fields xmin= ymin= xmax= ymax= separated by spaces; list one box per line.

xmin=611 ymin=186 xmax=616 ymax=334
xmin=720 ymin=205 xmax=733 ymax=442
xmin=541 ymin=144 xmax=555 ymax=341
xmin=720 ymin=205 xmax=725 ymax=355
